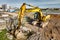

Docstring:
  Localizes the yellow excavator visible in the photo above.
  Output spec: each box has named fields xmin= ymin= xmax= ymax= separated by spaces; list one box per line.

xmin=7 ymin=3 xmax=51 ymax=38
xmin=17 ymin=3 xmax=50 ymax=29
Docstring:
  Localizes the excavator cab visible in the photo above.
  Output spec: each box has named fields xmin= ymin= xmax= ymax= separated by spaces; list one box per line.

xmin=34 ymin=12 xmax=40 ymax=21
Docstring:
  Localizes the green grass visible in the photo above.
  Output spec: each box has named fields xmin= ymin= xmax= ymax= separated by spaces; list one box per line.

xmin=0 ymin=29 xmax=9 ymax=40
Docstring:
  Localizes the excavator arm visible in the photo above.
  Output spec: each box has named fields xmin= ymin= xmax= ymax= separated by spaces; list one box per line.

xmin=18 ymin=3 xmax=43 ymax=28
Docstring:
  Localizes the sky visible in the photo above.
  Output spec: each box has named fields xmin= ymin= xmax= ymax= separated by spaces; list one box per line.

xmin=0 ymin=0 xmax=60 ymax=8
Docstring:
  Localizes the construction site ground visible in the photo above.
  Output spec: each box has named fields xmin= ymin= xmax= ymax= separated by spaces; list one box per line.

xmin=0 ymin=12 xmax=60 ymax=40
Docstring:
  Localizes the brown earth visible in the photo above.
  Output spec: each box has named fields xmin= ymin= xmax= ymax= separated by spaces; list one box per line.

xmin=27 ymin=14 xmax=60 ymax=40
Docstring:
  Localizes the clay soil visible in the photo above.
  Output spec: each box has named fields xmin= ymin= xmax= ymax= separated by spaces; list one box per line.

xmin=43 ymin=14 xmax=60 ymax=40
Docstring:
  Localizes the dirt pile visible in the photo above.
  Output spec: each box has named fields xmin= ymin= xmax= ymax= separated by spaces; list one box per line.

xmin=27 ymin=14 xmax=60 ymax=40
